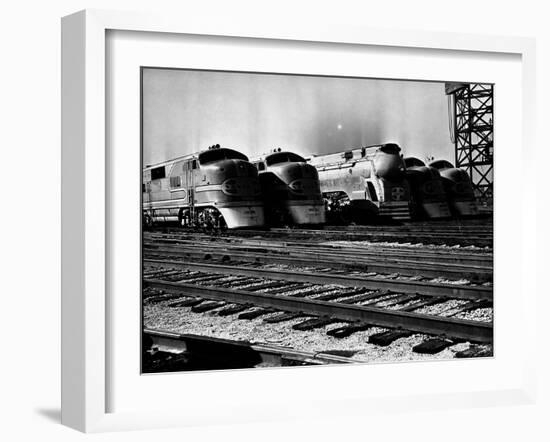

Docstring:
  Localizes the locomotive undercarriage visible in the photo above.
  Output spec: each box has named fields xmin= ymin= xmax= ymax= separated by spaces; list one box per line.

xmin=142 ymin=207 xmax=228 ymax=232
xmin=323 ymin=191 xmax=378 ymax=224
xmin=178 ymin=207 xmax=228 ymax=233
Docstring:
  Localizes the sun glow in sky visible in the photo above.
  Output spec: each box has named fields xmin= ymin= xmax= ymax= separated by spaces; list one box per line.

xmin=142 ymin=69 xmax=455 ymax=166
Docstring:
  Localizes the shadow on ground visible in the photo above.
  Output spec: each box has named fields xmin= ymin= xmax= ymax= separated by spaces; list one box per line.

xmin=35 ymin=408 xmax=61 ymax=423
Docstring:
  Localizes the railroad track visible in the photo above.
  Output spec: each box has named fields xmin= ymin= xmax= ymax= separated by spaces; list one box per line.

xmin=336 ymin=220 xmax=493 ymax=233
xmin=144 ymin=258 xmax=492 ymax=300
xmin=309 ymin=223 xmax=493 ymax=233
xmin=143 ymin=328 xmax=357 ymax=371
xmin=247 ymin=228 xmax=493 ymax=247
xmin=144 ymin=232 xmax=492 ymax=263
xmin=143 ymin=230 xmax=493 ymax=282
xmin=143 ymin=241 xmax=492 ymax=282
xmin=143 ymin=262 xmax=493 ymax=344
xmin=143 ymin=220 xmax=493 ymax=360
xmin=149 ymin=221 xmax=493 ymax=247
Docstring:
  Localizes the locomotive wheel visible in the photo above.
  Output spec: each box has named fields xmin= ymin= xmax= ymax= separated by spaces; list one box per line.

xmin=338 ymin=206 xmax=353 ymax=225
xmin=143 ymin=214 xmax=153 ymax=230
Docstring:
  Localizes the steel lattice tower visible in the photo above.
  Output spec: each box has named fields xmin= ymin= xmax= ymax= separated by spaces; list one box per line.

xmin=446 ymin=83 xmax=494 ymax=203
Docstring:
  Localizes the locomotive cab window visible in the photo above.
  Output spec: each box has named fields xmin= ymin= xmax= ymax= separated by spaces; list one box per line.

xmin=378 ymin=143 xmax=401 ymax=155
xmin=150 ymin=166 xmax=166 ymax=180
xmin=265 ymin=152 xmax=305 ymax=166
xmin=198 ymin=148 xmax=248 ymax=165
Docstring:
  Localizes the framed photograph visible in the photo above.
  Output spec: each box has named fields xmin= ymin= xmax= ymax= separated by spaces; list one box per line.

xmin=61 ymin=9 xmax=537 ymax=433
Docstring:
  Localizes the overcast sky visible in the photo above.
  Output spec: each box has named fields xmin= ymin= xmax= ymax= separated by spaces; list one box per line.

xmin=142 ymin=69 xmax=455 ymax=166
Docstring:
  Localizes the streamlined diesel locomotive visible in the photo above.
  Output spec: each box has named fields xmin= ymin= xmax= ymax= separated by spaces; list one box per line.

xmin=142 ymin=145 xmax=265 ymax=229
xmin=308 ymin=143 xmax=412 ymax=222
xmin=252 ymin=150 xmax=325 ymax=226
xmin=404 ymin=157 xmax=451 ymax=219
xmin=429 ymin=160 xmax=479 ymax=217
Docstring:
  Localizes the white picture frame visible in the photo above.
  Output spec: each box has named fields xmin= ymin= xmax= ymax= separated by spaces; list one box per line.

xmin=61 ymin=9 xmax=537 ymax=433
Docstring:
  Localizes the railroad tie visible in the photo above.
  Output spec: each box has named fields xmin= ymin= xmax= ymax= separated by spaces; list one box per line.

xmin=326 ymin=323 xmax=372 ymax=338
xmin=398 ymin=296 xmax=444 ymax=312
xmin=455 ymin=344 xmax=493 ymax=358
xmin=447 ymin=299 xmax=492 ymax=316
xmin=412 ymin=338 xmax=454 ymax=354
xmin=165 ymin=297 xmax=197 ymax=307
xmin=292 ymin=316 xmax=336 ymax=331
xmin=237 ymin=308 xmax=275 ymax=320
xmin=191 ymin=301 xmax=226 ymax=313
xmin=315 ymin=288 xmax=365 ymax=302
xmin=217 ymin=277 xmax=258 ymax=288
xmin=374 ymin=293 xmax=418 ymax=308
xmin=173 ymin=297 xmax=204 ymax=307
xmin=264 ymin=311 xmax=306 ymax=324
xmin=336 ymin=290 xmax=383 ymax=304
xmin=217 ymin=303 xmax=252 ymax=316
xmin=262 ymin=283 xmax=307 ymax=295
xmin=143 ymin=293 xmax=182 ymax=304
xmin=369 ymin=329 xmax=412 ymax=346
xmin=247 ymin=281 xmax=290 ymax=291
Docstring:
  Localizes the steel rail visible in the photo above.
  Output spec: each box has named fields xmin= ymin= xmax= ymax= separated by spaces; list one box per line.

xmin=143 ymin=239 xmax=493 ymax=266
xmin=143 ymin=258 xmax=493 ymax=301
xmin=148 ymin=227 xmax=493 ymax=242
xmin=150 ymin=221 xmax=493 ymax=234
xmin=144 ymin=329 xmax=357 ymax=365
xmin=295 ymin=228 xmax=493 ymax=236
xmin=144 ymin=233 xmax=493 ymax=264
xmin=243 ymin=228 xmax=493 ymax=244
xmin=228 ymin=228 xmax=493 ymax=238
xmin=145 ymin=226 xmax=493 ymax=240
xmin=143 ymin=280 xmax=493 ymax=343
xmin=147 ymin=226 xmax=493 ymax=244
xmin=143 ymin=244 xmax=492 ymax=282
xmin=316 ymin=224 xmax=493 ymax=233
xmin=144 ymin=233 xmax=493 ymax=256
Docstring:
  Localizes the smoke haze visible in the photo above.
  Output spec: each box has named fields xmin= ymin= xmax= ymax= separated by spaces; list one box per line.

xmin=142 ymin=69 xmax=454 ymax=166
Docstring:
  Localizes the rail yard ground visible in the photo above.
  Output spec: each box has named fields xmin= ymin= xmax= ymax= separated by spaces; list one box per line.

xmin=142 ymin=217 xmax=493 ymax=372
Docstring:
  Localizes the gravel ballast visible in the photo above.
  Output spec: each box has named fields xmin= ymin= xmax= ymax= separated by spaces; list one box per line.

xmin=144 ymin=298 xmax=489 ymax=364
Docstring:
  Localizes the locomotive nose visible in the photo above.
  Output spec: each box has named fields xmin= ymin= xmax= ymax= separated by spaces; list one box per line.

xmin=283 ymin=162 xmax=318 ymax=180
xmin=219 ymin=160 xmax=261 ymax=196
xmin=220 ymin=159 xmax=258 ymax=178
xmin=373 ymin=151 xmax=406 ymax=181
xmin=284 ymin=163 xmax=321 ymax=196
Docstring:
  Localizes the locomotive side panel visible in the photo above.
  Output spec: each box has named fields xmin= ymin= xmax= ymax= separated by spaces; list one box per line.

xmin=317 ymin=164 xmax=369 ymax=200
xmin=143 ymin=164 xmax=182 ymax=223
xmin=310 ymin=144 xmax=412 ymax=221
xmin=142 ymin=147 xmax=265 ymax=229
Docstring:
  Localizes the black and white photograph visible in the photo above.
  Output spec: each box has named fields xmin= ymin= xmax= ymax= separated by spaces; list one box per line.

xmin=5 ymin=0 xmax=549 ymax=438
xmin=141 ymin=68 xmax=494 ymax=373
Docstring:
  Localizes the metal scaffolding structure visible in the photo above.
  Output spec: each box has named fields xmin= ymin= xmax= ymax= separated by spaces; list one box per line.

xmin=446 ymin=83 xmax=494 ymax=203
